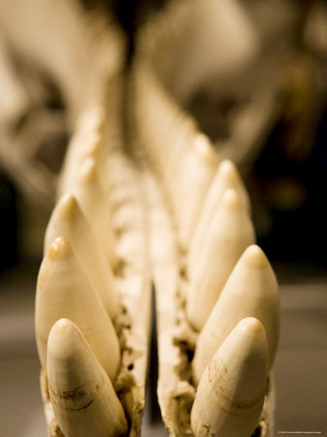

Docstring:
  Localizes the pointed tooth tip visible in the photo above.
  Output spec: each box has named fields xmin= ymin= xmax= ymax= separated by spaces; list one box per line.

xmin=50 ymin=318 xmax=74 ymax=336
xmin=219 ymin=159 xmax=239 ymax=180
xmin=58 ymin=193 xmax=78 ymax=217
xmin=48 ymin=236 xmax=73 ymax=261
xmin=47 ymin=318 xmax=81 ymax=361
xmin=221 ymin=188 xmax=242 ymax=210
xmin=193 ymin=134 xmax=218 ymax=165
xmin=243 ymin=245 xmax=269 ymax=269
xmin=238 ymin=316 xmax=264 ymax=335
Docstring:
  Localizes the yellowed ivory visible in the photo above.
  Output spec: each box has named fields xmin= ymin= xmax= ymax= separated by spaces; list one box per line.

xmin=189 ymin=159 xmax=251 ymax=267
xmin=44 ymin=193 xmax=119 ymax=320
xmin=35 ymin=236 xmax=120 ymax=382
xmin=192 ymin=244 xmax=280 ymax=383
xmin=186 ymin=189 xmax=255 ymax=331
xmin=191 ymin=317 xmax=267 ymax=437
xmin=47 ymin=319 xmax=128 ymax=437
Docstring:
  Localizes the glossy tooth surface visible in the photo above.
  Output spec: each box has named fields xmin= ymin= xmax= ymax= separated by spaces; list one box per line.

xmin=192 ymin=244 xmax=280 ymax=383
xmin=35 ymin=236 xmax=120 ymax=381
xmin=186 ymin=189 xmax=255 ymax=331
xmin=44 ymin=193 xmax=119 ymax=320
xmin=47 ymin=319 xmax=128 ymax=437
xmin=71 ymin=157 xmax=116 ymax=265
xmin=191 ymin=317 xmax=267 ymax=437
xmin=190 ymin=159 xmax=250 ymax=267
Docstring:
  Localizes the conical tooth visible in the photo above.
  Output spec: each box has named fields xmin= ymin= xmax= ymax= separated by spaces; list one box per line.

xmin=44 ymin=193 xmax=119 ymax=320
xmin=71 ymin=157 xmax=116 ymax=266
xmin=192 ymin=244 xmax=280 ymax=383
xmin=190 ymin=159 xmax=250 ymax=268
xmin=35 ymin=236 xmax=120 ymax=381
xmin=57 ymin=118 xmax=104 ymax=199
xmin=47 ymin=319 xmax=128 ymax=437
xmin=191 ymin=317 xmax=267 ymax=437
xmin=186 ymin=189 xmax=255 ymax=331
xmin=172 ymin=134 xmax=219 ymax=249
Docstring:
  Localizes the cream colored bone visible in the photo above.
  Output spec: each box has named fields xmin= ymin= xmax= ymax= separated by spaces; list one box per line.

xmin=192 ymin=244 xmax=280 ymax=383
xmin=186 ymin=188 xmax=255 ymax=331
xmin=44 ymin=193 xmax=120 ymax=320
xmin=35 ymin=236 xmax=120 ymax=382
xmin=189 ymin=159 xmax=250 ymax=269
xmin=47 ymin=318 xmax=128 ymax=437
xmin=69 ymin=156 xmax=116 ymax=266
xmin=191 ymin=317 xmax=267 ymax=437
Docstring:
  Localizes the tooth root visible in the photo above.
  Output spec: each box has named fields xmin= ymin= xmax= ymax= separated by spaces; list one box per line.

xmin=35 ymin=236 xmax=120 ymax=381
xmin=71 ymin=156 xmax=116 ymax=266
xmin=190 ymin=159 xmax=250 ymax=267
xmin=191 ymin=317 xmax=267 ymax=437
xmin=186 ymin=189 xmax=255 ymax=331
xmin=44 ymin=193 xmax=119 ymax=320
xmin=192 ymin=244 xmax=280 ymax=383
xmin=47 ymin=319 xmax=128 ymax=437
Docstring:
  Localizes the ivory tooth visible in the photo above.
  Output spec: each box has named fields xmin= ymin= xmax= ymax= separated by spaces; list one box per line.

xmin=192 ymin=244 xmax=280 ymax=383
xmin=191 ymin=317 xmax=267 ymax=437
xmin=35 ymin=236 xmax=120 ymax=381
xmin=47 ymin=318 xmax=128 ymax=437
xmin=71 ymin=156 xmax=116 ymax=266
xmin=190 ymin=159 xmax=250 ymax=268
xmin=186 ymin=188 xmax=255 ymax=331
xmin=173 ymin=133 xmax=219 ymax=248
xmin=44 ymin=193 xmax=119 ymax=320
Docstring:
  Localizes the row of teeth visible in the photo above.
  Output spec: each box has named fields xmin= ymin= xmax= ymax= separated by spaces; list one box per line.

xmin=35 ymin=105 xmax=151 ymax=437
xmin=35 ymin=100 xmax=280 ymax=437
xmin=131 ymin=8 xmax=280 ymax=433
xmin=33 ymin=3 xmax=280 ymax=437
xmin=142 ymin=138 xmax=280 ymax=437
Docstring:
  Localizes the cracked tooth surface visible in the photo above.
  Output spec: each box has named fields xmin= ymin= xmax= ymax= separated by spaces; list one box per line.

xmin=47 ymin=318 xmax=128 ymax=437
xmin=191 ymin=317 xmax=267 ymax=437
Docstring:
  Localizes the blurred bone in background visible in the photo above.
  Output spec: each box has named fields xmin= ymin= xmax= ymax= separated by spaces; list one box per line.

xmin=0 ymin=0 xmax=327 ymax=436
xmin=0 ymin=0 xmax=326 ymax=271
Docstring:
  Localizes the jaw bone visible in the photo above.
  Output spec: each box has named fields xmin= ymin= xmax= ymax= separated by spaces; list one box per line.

xmin=191 ymin=317 xmax=268 ymax=437
xmin=35 ymin=236 xmax=120 ymax=382
xmin=44 ymin=192 xmax=120 ymax=320
xmin=186 ymin=188 xmax=255 ymax=331
xmin=47 ymin=318 xmax=128 ymax=437
xmin=192 ymin=244 xmax=280 ymax=383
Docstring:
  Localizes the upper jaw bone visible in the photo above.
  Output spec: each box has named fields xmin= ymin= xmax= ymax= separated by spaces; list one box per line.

xmin=47 ymin=318 xmax=128 ymax=437
xmin=191 ymin=317 xmax=268 ymax=437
